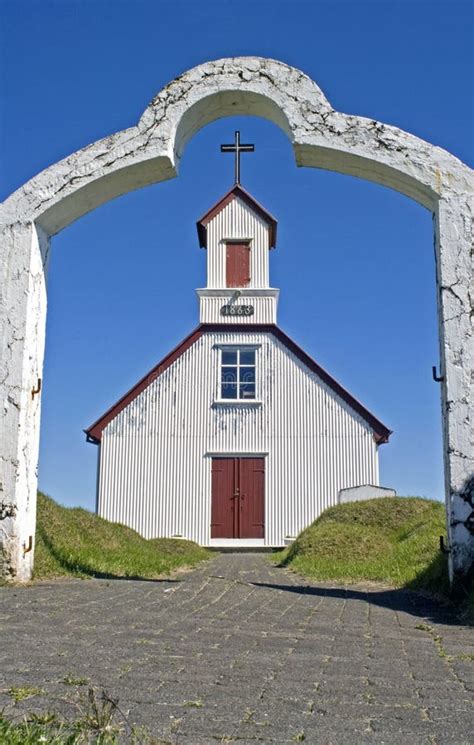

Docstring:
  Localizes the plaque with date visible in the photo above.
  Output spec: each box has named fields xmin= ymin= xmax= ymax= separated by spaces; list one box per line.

xmin=221 ymin=304 xmax=254 ymax=317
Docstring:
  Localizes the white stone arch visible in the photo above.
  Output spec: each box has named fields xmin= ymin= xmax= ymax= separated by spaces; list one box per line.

xmin=0 ymin=57 xmax=472 ymax=582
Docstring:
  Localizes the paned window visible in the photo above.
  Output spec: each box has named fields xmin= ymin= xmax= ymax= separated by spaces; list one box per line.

xmin=221 ymin=348 xmax=256 ymax=400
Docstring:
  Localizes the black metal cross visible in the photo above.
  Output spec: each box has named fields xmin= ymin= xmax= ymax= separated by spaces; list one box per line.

xmin=220 ymin=131 xmax=255 ymax=184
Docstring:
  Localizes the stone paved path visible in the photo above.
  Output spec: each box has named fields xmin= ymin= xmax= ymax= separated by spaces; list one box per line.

xmin=1 ymin=553 xmax=473 ymax=743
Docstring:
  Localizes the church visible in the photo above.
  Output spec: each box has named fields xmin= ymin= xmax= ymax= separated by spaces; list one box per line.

xmin=85 ymin=133 xmax=391 ymax=547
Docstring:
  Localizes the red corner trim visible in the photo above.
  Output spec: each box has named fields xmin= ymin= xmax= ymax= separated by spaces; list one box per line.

xmin=85 ymin=323 xmax=391 ymax=445
xmin=84 ymin=326 xmax=204 ymax=443
xmin=196 ymin=185 xmax=277 ymax=249
xmin=201 ymin=324 xmax=392 ymax=444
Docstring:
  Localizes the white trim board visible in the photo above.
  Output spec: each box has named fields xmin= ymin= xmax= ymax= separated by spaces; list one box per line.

xmin=209 ymin=539 xmax=268 ymax=548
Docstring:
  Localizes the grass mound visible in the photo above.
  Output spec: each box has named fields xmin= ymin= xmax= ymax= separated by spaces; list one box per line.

xmin=279 ymin=497 xmax=450 ymax=592
xmin=34 ymin=492 xmax=210 ymax=581
xmin=278 ymin=496 xmax=474 ymax=621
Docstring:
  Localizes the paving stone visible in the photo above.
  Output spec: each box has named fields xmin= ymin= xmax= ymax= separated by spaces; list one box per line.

xmin=0 ymin=553 xmax=473 ymax=742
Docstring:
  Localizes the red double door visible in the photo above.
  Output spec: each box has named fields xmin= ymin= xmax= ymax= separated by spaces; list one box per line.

xmin=211 ymin=458 xmax=265 ymax=539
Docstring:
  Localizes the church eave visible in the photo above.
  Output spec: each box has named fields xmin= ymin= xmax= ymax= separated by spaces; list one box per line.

xmin=196 ymin=184 xmax=277 ymax=249
xmin=202 ymin=323 xmax=392 ymax=445
xmin=84 ymin=325 xmax=204 ymax=444
xmin=85 ymin=323 xmax=391 ymax=445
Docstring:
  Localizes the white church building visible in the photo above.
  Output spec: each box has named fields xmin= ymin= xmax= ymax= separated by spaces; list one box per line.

xmin=86 ymin=135 xmax=391 ymax=547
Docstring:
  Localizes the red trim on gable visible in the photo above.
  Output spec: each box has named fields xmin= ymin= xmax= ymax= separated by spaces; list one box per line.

xmin=85 ymin=323 xmax=391 ymax=445
xmin=84 ymin=326 xmax=204 ymax=443
xmin=200 ymin=324 xmax=392 ymax=444
xmin=196 ymin=185 xmax=277 ymax=249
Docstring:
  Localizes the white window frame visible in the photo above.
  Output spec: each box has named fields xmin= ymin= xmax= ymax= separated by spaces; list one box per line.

xmin=214 ymin=344 xmax=262 ymax=405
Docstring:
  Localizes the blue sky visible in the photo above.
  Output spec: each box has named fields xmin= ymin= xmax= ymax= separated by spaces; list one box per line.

xmin=1 ymin=0 xmax=472 ymax=510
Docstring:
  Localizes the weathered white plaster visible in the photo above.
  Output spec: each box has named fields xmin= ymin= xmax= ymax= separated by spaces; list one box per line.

xmin=0 ymin=56 xmax=472 ymax=581
xmin=0 ymin=223 xmax=49 ymax=580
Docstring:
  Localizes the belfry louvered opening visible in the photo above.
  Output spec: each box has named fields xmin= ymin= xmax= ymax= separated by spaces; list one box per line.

xmin=226 ymin=241 xmax=251 ymax=287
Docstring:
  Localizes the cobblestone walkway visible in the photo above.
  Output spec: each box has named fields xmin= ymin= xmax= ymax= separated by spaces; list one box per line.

xmin=1 ymin=553 xmax=473 ymax=743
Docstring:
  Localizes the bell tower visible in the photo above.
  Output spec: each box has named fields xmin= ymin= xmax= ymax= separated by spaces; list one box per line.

xmin=196 ymin=132 xmax=279 ymax=325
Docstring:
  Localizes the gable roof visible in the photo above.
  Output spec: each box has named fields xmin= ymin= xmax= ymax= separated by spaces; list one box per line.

xmin=85 ymin=326 xmax=204 ymax=444
xmin=85 ymin=324 xmax=392 ymax=445
xmin=196 ymin=185 xmax=278 ymax=249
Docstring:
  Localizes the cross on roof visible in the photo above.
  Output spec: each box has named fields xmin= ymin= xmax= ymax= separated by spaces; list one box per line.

xmin=220 ymin=131 xmax=255 ymax=184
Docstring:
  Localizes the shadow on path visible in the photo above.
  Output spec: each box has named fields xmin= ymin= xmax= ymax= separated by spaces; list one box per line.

xmin=250 ymin=580 xmax=463 ymax=626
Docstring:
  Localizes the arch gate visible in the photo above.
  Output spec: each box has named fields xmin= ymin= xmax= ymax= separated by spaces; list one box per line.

xmin=0 ymin=57 xmax=472 ymax=582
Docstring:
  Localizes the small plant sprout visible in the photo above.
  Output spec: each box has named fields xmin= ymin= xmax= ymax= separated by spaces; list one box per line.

xmin=9 ymin=686 xmax=43 ymax=702
xmin=183 ymin=699 xmax=204 ymax=708
xmin=61 ymin=673 xmax=89 ymax=686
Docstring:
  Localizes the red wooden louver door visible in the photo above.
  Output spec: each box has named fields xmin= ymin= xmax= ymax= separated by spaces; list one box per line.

xmin=226 ymin=242 xmax=250 ymax=287
xmin=211 ymin=458 xmax=265 ymax=539
xmin=211 ymin=458 xmax=236 ymax=538
xmin=239 ymin=458 xmax=265 ymax=539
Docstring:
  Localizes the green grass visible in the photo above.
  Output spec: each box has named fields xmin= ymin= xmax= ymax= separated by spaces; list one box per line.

xmin=8 ymin=687 xmax=43 ymax=703
xmin=34 ymin=492 xmax=210 ymax=581
xmin=0 ymin=686 xmax=161 ymax=744
xmin=276 ymin=497 xmax=473 ymax=620
xmin=0 ymin=685 xmax=182 ymax=744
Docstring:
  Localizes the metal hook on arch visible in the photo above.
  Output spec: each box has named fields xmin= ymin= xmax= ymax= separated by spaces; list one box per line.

xmin=432 ymin=366 xmax=444 ymax=383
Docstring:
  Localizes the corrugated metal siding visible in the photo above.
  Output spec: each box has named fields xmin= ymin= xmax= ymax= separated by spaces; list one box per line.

xmin=207 ymin=198 xmax=270 ymax=288
xmin=199 ymin=295 xmax=277 ymax=324
xmin=98 ymin=331 xmax=379 ymax=545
